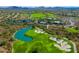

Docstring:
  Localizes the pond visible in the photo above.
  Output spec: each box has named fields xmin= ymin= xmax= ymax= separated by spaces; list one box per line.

xmin=14 ymin=26 xmax=32 ymax=41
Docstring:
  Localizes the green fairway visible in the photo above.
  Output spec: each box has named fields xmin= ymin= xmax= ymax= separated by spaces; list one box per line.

xmin=12 ymin=28 xmax=63 ymax=53
xmin=12 ymin=40 xmax=64 ymax=53
xmin=31 ymin=13 xmax=57 ymax=20
xmin=12 ymin=27 xmax=76 ymax=53
xmin=65 ymin=27 xmax=79 ymax=33
xmin=31 ymin=13 xmax=46 ymax=20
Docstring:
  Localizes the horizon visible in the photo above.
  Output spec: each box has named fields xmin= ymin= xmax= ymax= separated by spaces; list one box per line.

xmin=1 ymin=6 xmax=79 ymax=8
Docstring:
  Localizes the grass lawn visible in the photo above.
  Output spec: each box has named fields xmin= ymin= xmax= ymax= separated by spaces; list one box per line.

xmin=31 ymin=13 xmax=57 ymax=20
xmin=13 ymin=40 xmax=63 ymax=53
xmin=31 ymin=13 xmax=46 ymax=20
xmin=65 ymin=27 xmax=79 ymax=33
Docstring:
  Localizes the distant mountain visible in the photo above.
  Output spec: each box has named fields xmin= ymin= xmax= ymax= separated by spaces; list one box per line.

xmin=0 ymin=6 xmax=79 ymax=10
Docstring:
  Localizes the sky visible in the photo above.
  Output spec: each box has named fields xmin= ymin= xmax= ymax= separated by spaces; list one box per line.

xmin=0 ymin=0 xmax=79 ymax=7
